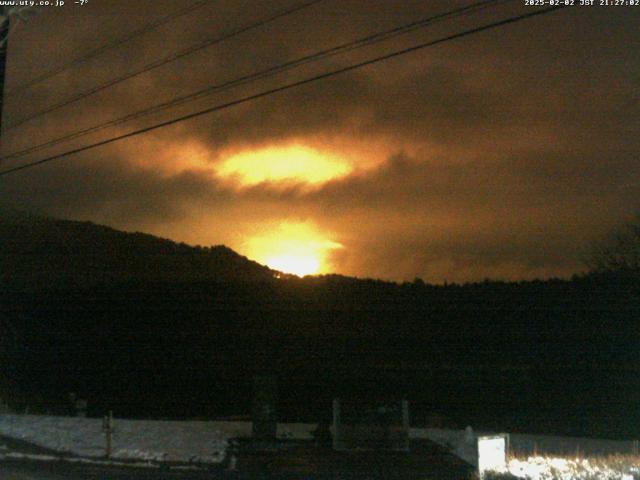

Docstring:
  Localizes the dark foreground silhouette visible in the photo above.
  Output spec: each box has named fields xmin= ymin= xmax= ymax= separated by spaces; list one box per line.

xmin=1 ymin=211 xmax=638 ymax=439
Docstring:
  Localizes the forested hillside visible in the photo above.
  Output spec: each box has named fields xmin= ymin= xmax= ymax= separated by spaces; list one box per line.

xmin=0 ymin=209 xmax=275 ymax=286
xmin=1 ymin=211 xmax=638 ymax=438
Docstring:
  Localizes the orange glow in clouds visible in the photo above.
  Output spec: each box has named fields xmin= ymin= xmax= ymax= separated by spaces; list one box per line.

xmin=245 ymin=223 xmax=343 ymax=277
xmin=216 ymin=145 xmax=352 ymax=186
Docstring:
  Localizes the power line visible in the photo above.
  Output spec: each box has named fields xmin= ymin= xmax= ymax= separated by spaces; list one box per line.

xmin=3 ymin=0 xmax=212 ymax=99
xmin=4 ymin=0 xmax=325 ymax=131
xmin=0 ymin=5 xmax=566 ymax=178
xmin=0 ymin=0 xmax=509 ymax=163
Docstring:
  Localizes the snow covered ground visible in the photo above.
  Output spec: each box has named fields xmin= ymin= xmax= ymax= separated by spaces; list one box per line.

xmin=505 ymin=456 xmax=639 ymax=480
xmin=0 ymin=414 xmax=636 ymax=471
xmin=410 ymin=427 xmax=640 ymax=479
xmin=410 ymin=427 xmax=637 ymax=466
xmin=0 ymin=414 xmax=317 ymax=464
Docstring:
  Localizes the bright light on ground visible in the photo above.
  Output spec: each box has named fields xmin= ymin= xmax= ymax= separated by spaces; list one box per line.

xmin=245 ymin=222 xmax=342 ymax=276
xmin=265 ymin=254 xmax=320 ymax=277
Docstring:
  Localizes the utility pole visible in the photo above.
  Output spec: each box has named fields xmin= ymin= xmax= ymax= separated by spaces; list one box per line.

xmin=0 ymin=6 xmax=10 ymax=134
xmin=0 ymin=11 xmax=8 ymax=412
xmin=0 ymin=6 xmax=35 ymax=137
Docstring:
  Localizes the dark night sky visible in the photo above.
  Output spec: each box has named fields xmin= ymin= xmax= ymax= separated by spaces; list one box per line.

xmin=1 ymin=0 xmax=638 ymax=282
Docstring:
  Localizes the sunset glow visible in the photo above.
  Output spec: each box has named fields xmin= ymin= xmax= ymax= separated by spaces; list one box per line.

xmin=216 ymin=145 xmax=352 ymax=186
xmin=245 ymin=222 xmax=343 ymax=276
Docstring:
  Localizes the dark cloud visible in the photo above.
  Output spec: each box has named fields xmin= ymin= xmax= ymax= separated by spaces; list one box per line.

xmin=1 ymin=0 xmax=638 ymax=282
